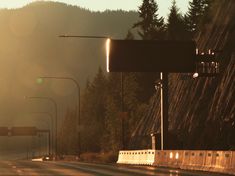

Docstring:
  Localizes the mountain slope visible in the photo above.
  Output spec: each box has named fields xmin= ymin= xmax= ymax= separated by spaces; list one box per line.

xmin=0 ymin=2 xmax=138 ymax=158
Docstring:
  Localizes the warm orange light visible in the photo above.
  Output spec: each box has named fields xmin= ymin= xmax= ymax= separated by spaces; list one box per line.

xmin=176 ymin=153 xmax=179 ymax=159
xmin=193 ymin=72 xmax=199 ymax=78
xmin=106 ymin=38 xmax=111 ymax=72
xmin=170 ymin=152 xmax=173 ymax=159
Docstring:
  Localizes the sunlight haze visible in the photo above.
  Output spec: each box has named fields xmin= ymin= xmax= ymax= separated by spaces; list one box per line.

xmin=0 ymin=0 xmax=190 ymax=17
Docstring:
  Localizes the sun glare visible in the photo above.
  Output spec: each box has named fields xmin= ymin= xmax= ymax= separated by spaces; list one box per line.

xmin=106 ymin=38 xmax=111 ymax=73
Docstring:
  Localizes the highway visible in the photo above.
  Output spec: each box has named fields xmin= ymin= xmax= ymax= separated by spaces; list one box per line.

xmin=0 ymin=160 xmax=229 ymax=176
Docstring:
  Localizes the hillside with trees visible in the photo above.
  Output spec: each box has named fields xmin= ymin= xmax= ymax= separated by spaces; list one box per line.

xmin=132 ymin=0 xmax=235 ymax=151
xmin=76 ymin=0 xmax=235 ymax=157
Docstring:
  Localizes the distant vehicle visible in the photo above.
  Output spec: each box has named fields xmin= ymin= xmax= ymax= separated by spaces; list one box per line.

xmin=42 ymin=155 xmax=53 ymax=161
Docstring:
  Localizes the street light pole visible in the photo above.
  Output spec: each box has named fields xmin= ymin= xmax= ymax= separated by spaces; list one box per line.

xmin=154 ymin=72 xmax=169 ymax=151
xmin=121 ymin=72 xmax=125 ymax=150
xmin=159 ymin=72 xmax=168 ymax=150
xmin=57 ymin=35 xmax=109 ymax=156
xmin=25 ymin=96 xmax=58 ymax=157
xmin=39 ymin=76 xmax=81 ymax=157
xmin=59 ymin=35 xmax=108 ymax=39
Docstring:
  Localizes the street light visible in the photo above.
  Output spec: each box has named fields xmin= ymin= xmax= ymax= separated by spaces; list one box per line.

xmin=58 ymin=35 xmax=110 ymax=153
xmin=37 ymin=76 xmax=81 ymax=157
xmin=154 ymin=72 xmax=168 ymax=151
xmin=59 ymin=35 xmax=109 ymax=39
xmin=25 ymin=96 xmax=58 ymax=157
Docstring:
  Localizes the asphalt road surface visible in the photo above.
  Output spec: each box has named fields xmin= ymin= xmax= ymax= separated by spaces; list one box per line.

xmin=0 ymin=160 xmax=230 ymax=176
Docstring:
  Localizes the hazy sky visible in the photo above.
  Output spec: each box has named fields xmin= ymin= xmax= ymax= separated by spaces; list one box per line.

xmin=0 ymin=0 xmax=190 ymax=17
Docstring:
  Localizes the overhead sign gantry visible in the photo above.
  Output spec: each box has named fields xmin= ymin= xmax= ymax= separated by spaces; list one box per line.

xmin=106 ymin=39 xmax=220 ymax=150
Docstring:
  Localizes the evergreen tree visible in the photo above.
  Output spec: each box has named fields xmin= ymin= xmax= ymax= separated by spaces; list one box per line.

xmin=58 ymin=108 xmax=77 ymax=154
xmin=103 ymin=95 xmax=121 ymax=152
xmin=167 ymin=0 xmax=188 ymax=40
xmin=133 ymin=0 xmax=165 ymax=40
xmin=104 ymin=72 xmax=142 ymax=150
xmin=102 ymin=73 xmax=122 ymax=151
xmin=81 ymin=67 xmax=107 ymax=152
xmin=185 ymin=0 xmax=204 ymax=37
xmin=132 ymin=1 xmax=162 ymax=103
xmin=125 ymin=29 xmax=135 ymax=40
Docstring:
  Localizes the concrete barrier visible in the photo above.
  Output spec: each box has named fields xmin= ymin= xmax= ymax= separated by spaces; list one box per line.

xmin=229 ymin=151 xmax=235 ymax=174
xmin=117 ymin=150 xmax=235 ymax=175
xmin=117 ymin=150 xmax=155 ymax=165
xmin=209 ymin=151 xmax=233 ymax=174
xmin=183 ymin=151 xmax=205 ymax=170
xmin=170 ymin=151 xmax=183 ymax=168
xmin=146 ymin=150 xmax=155 ymax=165
xmin=155 ymin=150 xmax=186 ymax=168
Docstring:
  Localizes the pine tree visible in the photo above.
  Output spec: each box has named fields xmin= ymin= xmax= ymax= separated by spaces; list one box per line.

xmin=133 ymin=0 xmax=165 ymax=40
xmin=81 ymin=67 xmax=108 ymax=152
xmin=185 ymin=0 xmax=204 ymax=37
xmin=185 ymin=0 xmax=203 ymax=36
xmin=58 ymin=108 xmax=77 ymax=154
xmin=103 ymin=73 xmax=122 ymax=151
xmin=104 ymin=72 xmax=142 ymax=150
xmin=125 ymin=30 xmax=135 ymax=40
xmin=167 ymin=0 xmax=188 ymax=40
xmin=131 ymin=1 xmax=162 ymax=103
xmin=103 ymin=95 xmax=121 ymax=152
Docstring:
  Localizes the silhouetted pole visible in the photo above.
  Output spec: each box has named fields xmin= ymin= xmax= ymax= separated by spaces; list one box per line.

xmin=48 ymin=130 xmax=51 ymax=156
xmin=160 ymin=72 xmax=169 ymax=150
xmin=121 ymin=72 xmax=125 ymax=150
xmin=59 ymin=35 xmax=108 ymax=39
xmin=25 ymin=96 xmax=58 ymax=157
xmin=39 ymin=76 xmax=81 ymax=157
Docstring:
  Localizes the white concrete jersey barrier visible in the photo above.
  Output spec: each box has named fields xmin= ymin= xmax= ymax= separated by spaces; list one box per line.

xmin=117 ymin=150 xmax=235 ymax=175
xmin=117 ymin=150 xmax=155 ymax=165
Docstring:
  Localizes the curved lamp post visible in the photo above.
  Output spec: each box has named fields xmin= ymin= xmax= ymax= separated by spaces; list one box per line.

xmin=57 ymin=35 xmax=109 ymax=153
xmin=38 ymin=76 xmax=81 ymax=157
xmin=25 ymin=96 xmax=58 ymax=157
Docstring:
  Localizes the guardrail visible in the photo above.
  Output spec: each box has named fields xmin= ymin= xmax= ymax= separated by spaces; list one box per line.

xmin=117 ymin=150 xmax=235 ymax=175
